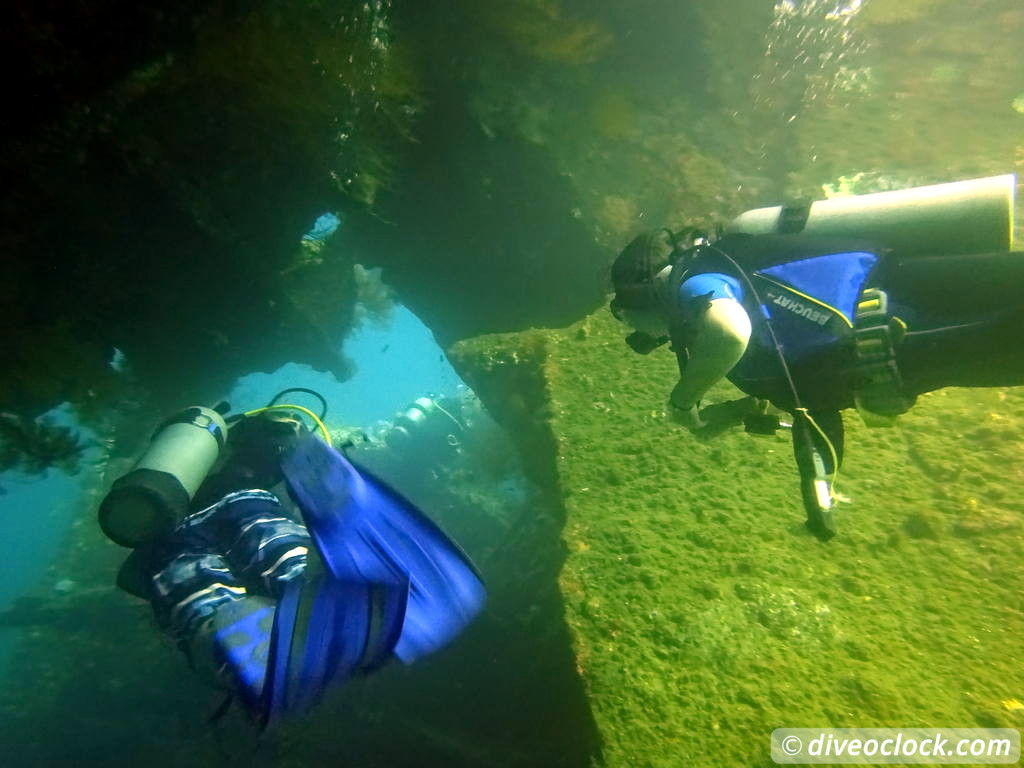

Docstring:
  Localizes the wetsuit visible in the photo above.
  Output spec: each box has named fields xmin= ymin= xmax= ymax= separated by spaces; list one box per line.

xmin=671 ymin=233 xmax=1024 ymax=536
xmin=870 ymin=251 xmax=1024 ymax=394
xmin=149 ymin=489 xmax=308 ymax=646
xmin=672 ymin=234 xmax=1024 ymax=411
xmin=126 ymin=424 xmax=487 ymax=718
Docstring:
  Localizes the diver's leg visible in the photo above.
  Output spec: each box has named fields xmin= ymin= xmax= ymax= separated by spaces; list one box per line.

xmin=202 ymin=489 xmax=311 ymax=596
xmin=790 ymin=410 xmax=843 ymax=540
xmin=875 ymin=251 xmax=1024 ymax=316
xmin=148 ymin=544 xmax=273 ymax=705
xmin=877 ymin=251 xmax=1024 ymax=394
xmin=149 ymin=542 xmax=247 ymax=645
xmin=189 ymin=594 xmax=276 ymax=709
xmin=149 ymin=490 xmax=305 ymax=704
xmin=898 ymin=305 xmax=1024 ymax=394
xmin=808 ymin=409 xmax=844 ymax=468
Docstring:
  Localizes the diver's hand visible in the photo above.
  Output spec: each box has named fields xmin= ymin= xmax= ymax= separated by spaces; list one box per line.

xmin=699 ymin=396 xmax=768 ymax=431
xmin=669 ymin=402 xmax=707 ymax=432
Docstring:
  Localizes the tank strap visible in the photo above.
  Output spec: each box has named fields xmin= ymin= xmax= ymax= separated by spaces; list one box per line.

xmin=156 ymin=406 xmax=227 ymax=451
xmin=850 ymin=288 xmax=916 ymax=427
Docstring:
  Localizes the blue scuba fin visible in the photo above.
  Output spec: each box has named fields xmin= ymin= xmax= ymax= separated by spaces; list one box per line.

xmin=212 ymin=555 xmax=408 ymax=721
xmin=260 ymin=555 xmax=407 ymax=718
xmin=282 ymin=432 xmax=486 ymax=663
xmin=207 ymin=596 xmax=276 ymax=714
xmin=242 ymin=433 xmax=484 ymax=720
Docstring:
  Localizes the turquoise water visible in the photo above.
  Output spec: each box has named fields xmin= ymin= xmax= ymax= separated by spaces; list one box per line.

xmin=0 ymin=461 xmax=80 ymax=673
xmin=229 ymin=303 xmax=466 ymax=428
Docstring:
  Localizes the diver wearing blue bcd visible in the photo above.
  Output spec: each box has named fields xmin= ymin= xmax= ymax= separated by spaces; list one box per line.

xmin=670 ymin=234 xmax=880 ymax=411
xmin=611 ymin=228 xmax=1024 ymax=540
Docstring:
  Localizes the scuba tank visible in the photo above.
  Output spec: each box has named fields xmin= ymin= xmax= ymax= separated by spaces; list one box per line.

xmin=717 ymin=174 xmax=1016 ymax=539
xmin=98 ymin=406 xmax=228 ymax=548
xmin=646 ymin=175 xmax=1014 ymax=541
xmin=385 ymin=396 xmax=463 ymax=453
xmin=397 ymin=397 xmax=438 ymax=431
xmin=385 ymin=397 xmax=436 ymax=452
xmin=98 ymin=389 xmax=332 ymax=549
xmin=726 ymin=174 xmax=1015 ymax=256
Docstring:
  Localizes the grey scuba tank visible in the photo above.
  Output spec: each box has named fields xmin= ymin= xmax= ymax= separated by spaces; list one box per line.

xmin=726 ymin=174 xmax=1015 ymax=257
xmin=98 ymin=406 xmax=227 ymax=547
xmin=385 ymin=397 xmax=438 ymax=451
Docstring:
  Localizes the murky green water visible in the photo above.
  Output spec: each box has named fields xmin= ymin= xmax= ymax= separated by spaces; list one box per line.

xmin=2 ymin=1 xmax=1022 ymax=765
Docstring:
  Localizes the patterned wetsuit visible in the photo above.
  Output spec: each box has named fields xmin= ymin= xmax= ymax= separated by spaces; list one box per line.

xmin=149 ymin=489 xmax=309 ymax=643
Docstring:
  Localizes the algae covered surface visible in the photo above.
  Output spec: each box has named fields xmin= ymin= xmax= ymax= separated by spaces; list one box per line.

xmin=457 ymin=309 xmax=1024 ymax=766
xmin=5 ymin=308 xmax=1023 ymax=767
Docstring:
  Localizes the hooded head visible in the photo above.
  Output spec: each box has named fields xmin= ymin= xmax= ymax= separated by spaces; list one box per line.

xmin=609 ymin=229 xmax=677 ymax=349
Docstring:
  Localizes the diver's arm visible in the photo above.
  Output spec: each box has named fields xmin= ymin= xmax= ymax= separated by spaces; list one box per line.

xmin=669 ymin=297 xmax=751 ymax=411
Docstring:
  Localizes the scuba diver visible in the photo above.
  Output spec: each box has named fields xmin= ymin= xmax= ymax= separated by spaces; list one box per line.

xmin=609 ymin=174 xmax=1023 ymax=540
xmin=97 ymin=389 xmax=485 ymax=723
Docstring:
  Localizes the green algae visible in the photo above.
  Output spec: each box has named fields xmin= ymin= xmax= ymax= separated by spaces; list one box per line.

xmin=449 ymin=329 xmax=558 ymax=488
xmin=453 ymin=308 xmax=1024 ymax=766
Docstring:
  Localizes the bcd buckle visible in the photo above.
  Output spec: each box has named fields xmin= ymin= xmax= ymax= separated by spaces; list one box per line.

xmin=852 ymin=288 xmax=915 ymax=427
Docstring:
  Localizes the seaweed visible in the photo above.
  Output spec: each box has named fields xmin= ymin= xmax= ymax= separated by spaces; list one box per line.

xmin=0 ymin=412 xmax=87 ymax=475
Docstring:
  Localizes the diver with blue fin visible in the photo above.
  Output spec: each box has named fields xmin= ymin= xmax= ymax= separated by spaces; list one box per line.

xmin=610 ymin=175 xmax=1024 ymax=540
xmin=98 ymin=388 xmax=485 ymax=723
